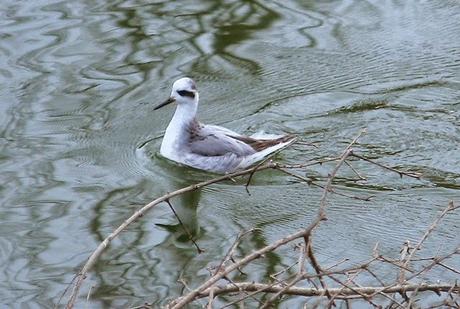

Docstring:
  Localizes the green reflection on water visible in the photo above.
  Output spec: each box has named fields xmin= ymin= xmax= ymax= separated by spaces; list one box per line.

xmin=0 ymin=0 xmax=459 ymax=307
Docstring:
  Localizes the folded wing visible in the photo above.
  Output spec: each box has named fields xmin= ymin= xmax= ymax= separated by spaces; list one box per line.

xmin=189 ymin=125 xmax=255 ymax=157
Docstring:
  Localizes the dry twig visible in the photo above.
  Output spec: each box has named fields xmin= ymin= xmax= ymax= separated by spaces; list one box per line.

xmin=64 ymin=163 xmax=279 ymax=308
xmin=64 ymin=130 xmax=459 ymax=309
xmin=189 ymin=282 xmax=458 ymax=300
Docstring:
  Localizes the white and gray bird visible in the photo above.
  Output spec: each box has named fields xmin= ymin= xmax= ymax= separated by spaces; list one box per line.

xmin=154 ymin=77 xmax=295 ymax=173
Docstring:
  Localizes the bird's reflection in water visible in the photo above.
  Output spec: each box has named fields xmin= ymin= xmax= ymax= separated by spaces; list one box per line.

xmin=158 ymin=188 xmax=202 ymax=247
xmin=153 ymin=158 xmax=210 ymax=249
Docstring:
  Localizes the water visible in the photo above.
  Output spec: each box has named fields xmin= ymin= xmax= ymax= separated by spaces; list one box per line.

xmin=0 ymin=0 xmax=459 ymax=307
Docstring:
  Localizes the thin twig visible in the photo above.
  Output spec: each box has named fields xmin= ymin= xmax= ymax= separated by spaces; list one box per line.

xmin=223 ymin=275 xmax=264 ymax=306
xmin=84 ymin=285 xmax=94 ymax=309
xmin=276 ymin=156 xmax=341 ymax=169
xmin=214 ymin=228 xmax=260 ymax=275
xmin=244 ymin=157 xmax=273 ymax=195
xmin=270 ymin=260 xmax=299 ymax=279
xmin=398 ymin=241 xmax=411 ymax=285
xmin=437 ymin=262 xmax=460 ymax=275
xmin=401 ymin=201 xmax=458 ymax=275
xmin=350 ymin=153 xmax=421 ymax=179
xmin=165 ymin=199 xmax=203 ymax=254
xmin=276 ymin=167 xmax=373 ymax=201
xmin=318 ymin=129 xmax=365 ymax=217
xmin=327 ymin=269 xmax=363 ymax=308
xmin=206 ymin=287 xmax=215 ymax=309
xmin=306 ymin=238 xmax=328 ymax=294
xmin=350 ymin=278 xmax=405 ymax=309
xmin=259 ymin=238 xmax=309 ymax=309
xmin=344 ymin=160 xmax=367 ymax=181
xmin=406 ymin=284 xmax=421 ymax=309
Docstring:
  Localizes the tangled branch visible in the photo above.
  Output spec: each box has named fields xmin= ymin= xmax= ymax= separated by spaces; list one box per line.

xmin=62 ymin=130 xmax=459 ymax=309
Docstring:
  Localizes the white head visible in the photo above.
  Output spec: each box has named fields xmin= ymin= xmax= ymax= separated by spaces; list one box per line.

xmin=154 ymin=77 xmax=199 ymax=110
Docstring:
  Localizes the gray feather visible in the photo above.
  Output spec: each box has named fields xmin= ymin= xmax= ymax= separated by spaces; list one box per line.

xmin=188 ymin=124 xmax=255 ymax=157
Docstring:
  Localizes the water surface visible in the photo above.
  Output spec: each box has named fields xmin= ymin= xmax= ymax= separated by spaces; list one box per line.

xmin=0 ymin=0 xmax=459 ymax=307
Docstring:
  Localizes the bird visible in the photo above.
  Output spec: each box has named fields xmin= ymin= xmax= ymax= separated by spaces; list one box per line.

xmin=154 ymin=77 xmax=295 ymax=173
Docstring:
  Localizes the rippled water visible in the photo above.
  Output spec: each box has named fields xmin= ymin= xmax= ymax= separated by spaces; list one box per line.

xmin=1 ymin=0 xmax=459 ymax=307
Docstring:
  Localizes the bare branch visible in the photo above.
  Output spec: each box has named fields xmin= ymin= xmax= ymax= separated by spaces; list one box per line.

xmin=192 ymin=282 xmax=459 ymax=300
xmin=65 ymin=129 xmax=458 ymax=309
xmin=65 ymin=162 xmax=279 ymax=308
xmin=350 ymin=153 xmax=421 ymax=179
xmin=213 ymin=228 xmax=260 ymax=276
xmin=403 ymin=201 xmax=457 ymax=268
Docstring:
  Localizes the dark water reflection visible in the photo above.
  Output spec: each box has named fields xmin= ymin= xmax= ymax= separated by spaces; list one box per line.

xmin=0 ymin=0 xmax=459 ymax=307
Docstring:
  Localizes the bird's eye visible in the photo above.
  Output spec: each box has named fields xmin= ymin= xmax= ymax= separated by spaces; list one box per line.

xmin=177 ymin=90 xmax=195 ymax=98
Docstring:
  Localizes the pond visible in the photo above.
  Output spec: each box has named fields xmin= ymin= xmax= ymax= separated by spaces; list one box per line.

xmin=0 ymin=0 xmax=459 ymax=308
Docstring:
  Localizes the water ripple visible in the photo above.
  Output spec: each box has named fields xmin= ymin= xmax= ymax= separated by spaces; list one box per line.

xmin=1 ymin=0 xmax=460 ymax=307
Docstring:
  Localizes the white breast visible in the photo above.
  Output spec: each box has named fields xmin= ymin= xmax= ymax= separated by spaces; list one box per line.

xmin=159 ymin=102 xmax=197 ymax=162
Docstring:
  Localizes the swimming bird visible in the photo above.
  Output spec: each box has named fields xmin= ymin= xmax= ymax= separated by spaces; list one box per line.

xmin=154 ymin=77 xmax=295 ymax=173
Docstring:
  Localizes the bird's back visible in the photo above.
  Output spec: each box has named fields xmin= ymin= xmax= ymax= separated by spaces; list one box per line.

xmin=183 ymin=124 xmax=295 ymax=173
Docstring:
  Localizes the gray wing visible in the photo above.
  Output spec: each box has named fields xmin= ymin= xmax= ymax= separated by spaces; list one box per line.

xmin=203 ymin=124 xmax=242 ymax=137
xmin=183 ymin=152 xmax=242 ymax=173
xmin=189 ymin=125 xmax=255 ymax=157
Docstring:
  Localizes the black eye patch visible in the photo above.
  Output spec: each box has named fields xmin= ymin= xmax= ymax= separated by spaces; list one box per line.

xmin=177 ymin=90 xmax=195 ymax=98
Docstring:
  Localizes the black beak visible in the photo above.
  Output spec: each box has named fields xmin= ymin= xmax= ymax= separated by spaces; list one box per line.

xmin=154 ymin=97 xmax=175 ymax=110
